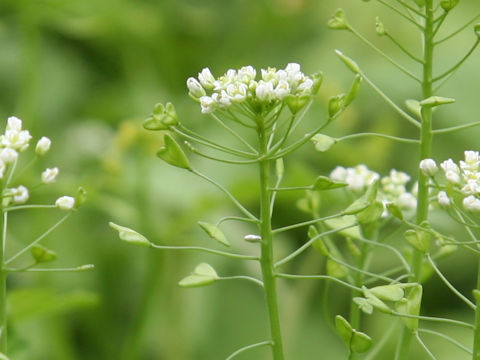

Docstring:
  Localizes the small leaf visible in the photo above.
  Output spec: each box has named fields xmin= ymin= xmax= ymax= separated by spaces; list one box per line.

xmin=351 ymin=331 xmax=373 ymax=353
xmin=313 ymin=176 xmax=348 ymax=190
xmin=178 ymin=263 xmax=219 ymax=288
xmin=31 ymin=244 xmax=57 ymax=263
xmin=109 ymin=222 xmax=151 ymax=247
xmin=156 ymin=134 xmax=191 ymax=170
xmin=198 ymin=221 xmax=230 ymax=247
xmin=335 ymin=315 xmax=353 ymax=346
xmin=369 ymin=285 xmax=404 ymax=302
xmin=311 ymin=134 xmax=336 ymax=152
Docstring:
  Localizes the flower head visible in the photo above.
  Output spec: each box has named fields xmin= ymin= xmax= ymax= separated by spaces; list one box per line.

xmin=56 ymin=196 xmax=75 ymax=210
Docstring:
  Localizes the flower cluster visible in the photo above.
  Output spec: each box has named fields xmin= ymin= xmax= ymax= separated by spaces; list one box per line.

xmin=420 ymin=151 xmax=480 ymax=212
xmin=0 ymin=117 xmax=75 ymax=210
xmin=187 ymin=64 xmax=319 ymax=114
xmin=330 ymin=165 xmax=417 ymax=211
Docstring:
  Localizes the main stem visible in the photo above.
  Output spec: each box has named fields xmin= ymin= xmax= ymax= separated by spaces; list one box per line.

xmin=474 ymin=261 xmax=480 ymax=359
xmin=395 ymin=2 xmax=434 ymax=359
xmin=0 ymin=193 xmax=6 ymax=353
xmin=257 ymin=120 xmax=285 ymax=360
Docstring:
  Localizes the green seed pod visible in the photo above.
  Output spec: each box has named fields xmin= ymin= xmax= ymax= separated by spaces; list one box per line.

xmin=286 ymin=95 xmax=310 ymax=114
xmin=311 ymin=134 xmax=336 ymax=152
xmin=178 ymin=263 xmax=219 ymax=288
xmin=351 ymin=331 xmax=372 ymax=354
xmin=311 ymin=72 xmax=324 ymax=95
xmin=312 ymin=176 xmax=348 ymax=190
xmin=353 ymin=297 xmax=373 ymax=315
xmin=109 ymin=222 xmax=151 ymax=247
xmin=404 ymin=229 xmax=431 ymax=253
xmin=198 ymin=221 xmax=230 ymax=247
xmin=327 ymin=259 xmax=348 ymax=279
xmin=335 ymin=50 xmax=361 ymax=73
xmin=362 ymin=286 xmax=393 ymax=314
xmin=395 ymin=285 xmax=422 ymax=331
xmin=369 ymin=284 xmax=405 ymax=302
xmin=328 ymin=94 xmax=346 ymax=118
xmin=375 ymin=17 xmax=387 ymax=36
xmin=156 ymin=134 xmax=191 ymax=170
xmin=440 ymin=0 xmax=460 ymax=12
xmin=420 ymin=96 xmax=455 ymax=108
xmin=475 ymin=24 xmax=480 ymax=37
xmin=31 ymin=244 xmax=57 ymax=263
xmin=344 ymin=74 xmax=363 ymax=106
xmin=328 ymin=9 xmax=350 ymax=30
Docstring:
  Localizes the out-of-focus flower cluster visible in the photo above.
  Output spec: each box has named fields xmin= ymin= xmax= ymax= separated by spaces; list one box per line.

xmin=330 ymin=165 xmax=417 ymax=211
xmin=0 ymin=116 xmax=75 ymax=210
xmin=187 ymin=64 xmax=319 ymax=114
xmin=420 ymin=151 xmax=480 ymax=212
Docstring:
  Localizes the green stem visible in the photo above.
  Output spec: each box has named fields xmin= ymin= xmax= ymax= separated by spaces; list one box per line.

xmin=396 ymin=2 xmax=435 ymax=359
xmin=473 ymin=260 xmax=480 ymax=359
xmin=0 ymin=204 xmax=5 ymax=353
xmin=257 ymin=120 xmax=285 ymax=360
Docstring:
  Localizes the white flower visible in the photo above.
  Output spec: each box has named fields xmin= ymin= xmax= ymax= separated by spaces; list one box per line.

xmin=198 ymin=68 xmax=215 ymax=89
xmin=419 ymin=158 xmax=438 ymax=176
xmin=0 ymin=161 xmax=5 ymax=179
xmin=11 ymin=185 xmax=29 ymax=204
xmin=274 ymin=80 xmax=291 ymax=100
xmin=297 ymin=78 xmax=314 ymax=95
xmin=445 ymin=170 xmax=461 ymax=184
xmin=255 ymin=80 xmax=275 ymax=102
xmin=330 ymin=166 xmax=347 ymax=182
xmin=462 ymin=151 xmax=480 ymax=171
xmin=56 ymin=196 xmax=75 ymax=210
xmin=437 ymin=191 xmax=450 ymax=207
xmin=440 ymin=159 xmax=460 ymax=174
xmin=226 ymin=83 xmax=247 ymax=103
xmin=35 ymin=136 xmax=51 ymax=156
xmin=6 ymin=117 xmax=22 ymax=132
xmin=187 ymin=77 xmax=206 ymax=98
xmin=237 ymin=66 xmax=256 ymax=83
xmin=462 ymin=180 xmax=480 ymax=195
xmin=261 ymin=67 xmax=279 ymax=84
xmin=396 ymin=193 xmax=417 ymax=209
xmin=199 ymin=96 xmax=216 ymax=114
xmin=41 ymin=167 xmax=59 ymax=184
xmin=463 ymin=195 xmax=480 ymax=212
xmin=388 ymin=169 xmax=410 ymax=185
xmin=1 ymin=128 xmax=32 ymax=152
xmin=0 ymin=148 xmax=18 ymax=164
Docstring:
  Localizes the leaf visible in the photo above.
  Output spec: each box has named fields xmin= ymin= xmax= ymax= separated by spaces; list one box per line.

xmin=109 ymin=222 xmax=151 ymax=247
xmin=313 ymin=176 xmax=348 ymax=191
xmin=156 ymin=134 xmax=191 ymax=170
xmin=198 ymin=221 xmax=230 ymax=247
xmin=178 ymin=263 xmax=219 ymax=288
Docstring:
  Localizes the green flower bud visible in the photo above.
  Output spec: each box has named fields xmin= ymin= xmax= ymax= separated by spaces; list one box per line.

xmin=328 ymin=8 xmax=350 ymax=30
xmin=311 ymin=72 xmax=324 ymax=95
xmin=328 ymin=94 xmax=346 ymax=118
xmin=156 ymin=134 xmax=191 ymax=170
xmin=311 ymin=134 xmax=336 ymax=152
xmin=31 ymin=244 xmax=57 ymax=263
xmin=143 ymin=102 xmax=179 ymax=131
xmin=198 ymin=221 xmax=230 ymax=247
xmin=335 ymin=50 xmax=361 ymax=73
xmin=440 ymin=0 xmax=459 ymax=12
xmin=109 ymin=222 xmax=151 ymax=247
xmin=286 ymin=95 xmax=310 ymax=114
xmin=475 ymin=24 xmax=480 ymax=37
xmin=375 ymin=17 xmax=387 ymax=36
xmin=178 ymin=263 xmax=219 ymax=288
xmin=75 ymin=186 xmax=87 ymax=208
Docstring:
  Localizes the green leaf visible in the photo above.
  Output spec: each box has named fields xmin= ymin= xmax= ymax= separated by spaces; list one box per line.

xmin=198 ymin=221 xmax=230 ymax=247
xmin=31 ymin=244 xmax=57 ymax=263
xmin=325 ymin=215 xmax=362 ymax=240
xmin=335 ymin=315 xmax=353 ymax=346
xmin=178 ymin=263 xmax=219 ymax=288
xmin=311 ymin=134 xmax=336 ymax=152
xmin=343 ymin=198 xmax=370 ymax=215
xmin=8 ymin=288 xmax=98 ymax=322
xmin=313 ymin=176 xmax=348 ymax=191
xmin=351 ymin=331 xmax=372 ymax=353
xmin=156 ymin=134 xmax=191 ymax=170
xmin=369 ymin=285 xmax=404 ymax=302
xmin=109 ymin=222 xmax=151 ymax=247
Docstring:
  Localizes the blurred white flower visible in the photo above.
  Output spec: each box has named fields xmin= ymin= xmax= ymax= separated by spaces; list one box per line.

xmin=463 ymin=195 xmax=480 ymax=212
xmin=187 ymin=77 xmax=206 ymax=98
xmin=35 ymin=136 xmax=51 ymax=156
xmin=41 ymin=167 xmax=59 ymax=184
xmin=11 ymin=185 xmax=29 ymax=204
xmin=419 ymin=158 xmax=438 ymax=176
xmin=0 ymin=148 xmax=18 ymax=164
xmin=56 ymin=196 xmax=75 ymax=210
xmin=198 ymin=68 xmax=215 ymax=89
xmin=437 ymin=191 xmax=450 ymax=207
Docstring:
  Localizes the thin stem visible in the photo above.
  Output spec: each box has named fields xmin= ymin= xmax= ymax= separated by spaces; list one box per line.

xmin=215 ymin=216 xmax=259 ymax=227
xmin=348 ymin=26 xmax=422 ymax=82
xmin=225 ymin=341 xmax=273 ymax=360
xmin=257 ymin=120 xmax=285 ymax=359
xmin=3 ymin=204 xmax=57 ymax=212
xmin=219 ymin=276 xmax=264 ymax=287
xmin=436 ymin=14 xmax=480 ymax=44
xmin=6 ymin=265 xmax=94 ymax=272
xmin=391 ymin=311 xmax=474 ymax=329
xmin=5 ymin=213 xmax=71 ymax=265
xmin=363 ymin=322 xmax=397 ymax=360
xmin=274 ymin=224 xmax=356 ymax=268
xmin=329 ymin=255 xmax=395 ymax=283
xmin=185 ymin=142 xmax=259 ymax=165
xmin=276 ymin=273 xmax=362 ymax=292
xmin=191 ymin=169 xmax=258 ymax=221
xmin=433 ymin=39 xmax=480 ymax=82
xmin=150 ymin=244 xmax=259 ymax=261
xmin=386 ymin=33 xmax=424 ymax=63
xmin=418 ymin=328 xmax=472 ymax=355
xmin=415 ymin=332 xmax=438 ymax=360
xmin=426 ymin=254 xmax=476 ymax=310
xmin=376 ymin=0 xmax=424 ymax=28
xmin=337 ymin=132 xmax=420 ymax=144
xmin=433 ymin=121 xmax=480 ymax=135
xmin=0 ymin=187 xmax=5 ymax=353
xmin=210 ymin=113 xmax=257 ymax=153
xmin=395 ymin=0 xmax=426 ymax=17
xmin=360 ymin=71 xmax=421 ymax=128
xmin=272 ymin=213 xmax=344 ymax=234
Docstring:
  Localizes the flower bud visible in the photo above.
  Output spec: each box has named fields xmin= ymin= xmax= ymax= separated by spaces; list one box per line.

xmin=311 ymin=134 xmax=336 ymax=152
xmin=244 ymin=234 xmax=262 ymax=243
xmin=440 ymin=0 xmax=459 ymax=12
xmin=55 ymin=196 xmax=75 ymax=210
xmin=41 ymin=167 xmax=59 ymax=184
xmin=0 ymin=148 xmax=18 ymax=164
xmin=335 ymin=50 xmax=360 ymax=73
xmin=419 ymin=158 xmax=438 ymax=176
xmin=187 ymin=77 xmax=206 ymax=98
xmin=328 ymin=9 xmax=350 ymax=30
xmin=437 ymin=191 xmax=450 ymax=207
xmin=198 ymin=68 xmax=215 ymax=90
xmin=35 ymin=136 xmax=51 ymax=155
xmin=375 ymin=17 xmax=386 ymax=36
xmin=11 ymin=185 xmax=29 ymax=204
xmin=463 ymin=195 xmax=480 ymax=212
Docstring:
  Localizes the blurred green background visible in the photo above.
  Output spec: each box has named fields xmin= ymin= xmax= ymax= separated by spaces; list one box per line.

xmin=0 ymin=0 xmax=479 ymax=359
